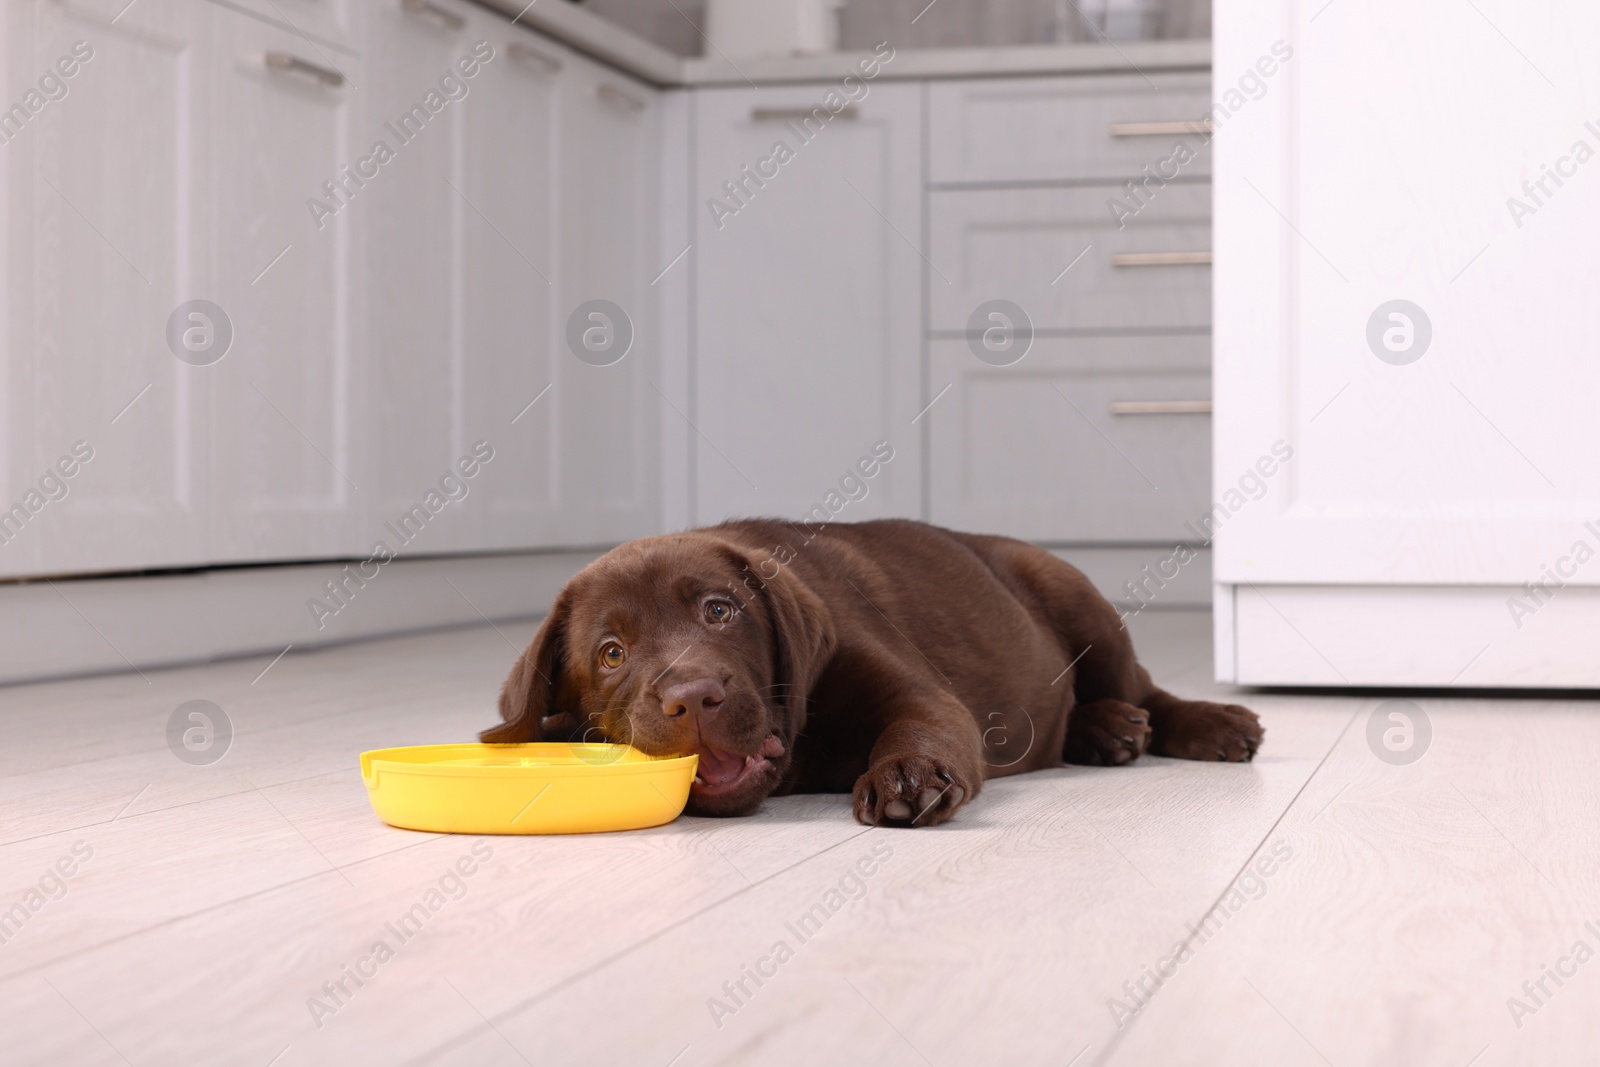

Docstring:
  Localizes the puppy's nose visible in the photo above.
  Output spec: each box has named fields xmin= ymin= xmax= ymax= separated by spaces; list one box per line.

xmin=661 ymin=677 xmax=725 ymax=719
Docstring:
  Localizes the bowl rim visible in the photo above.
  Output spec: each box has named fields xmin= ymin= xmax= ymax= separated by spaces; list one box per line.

xmin=360 ymin=742 xmax=698 ymax=788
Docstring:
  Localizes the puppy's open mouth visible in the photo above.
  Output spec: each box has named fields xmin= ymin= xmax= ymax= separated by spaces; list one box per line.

xmin=689 ymin=734 xmax=784 ymax=797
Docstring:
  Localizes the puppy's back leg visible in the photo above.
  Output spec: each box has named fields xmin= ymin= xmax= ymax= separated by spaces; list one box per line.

xmin=1138 ymin=690 xmax=1263 ymax=762
xmin=1058 ymin=595 xmax=1262 ymax=763
xmin=963 ymin=535 xmax=1263 ymax=764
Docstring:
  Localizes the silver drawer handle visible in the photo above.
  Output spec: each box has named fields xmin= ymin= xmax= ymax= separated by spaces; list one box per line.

xmin=1111 ymin=251 xmax=1212 ymax=267
xmin=401 ymin=0 xmax=466 ymax=30
xmin=507 ymin=42 xmax=562 ymax=73
xmin=1109 ymin=120 xmax=1213 ymax=137
xmin=1109 ymin=400 xmax=1212 ymax=415
xmin=597 ymin=83 xmax=646 ymax=113
xmin=751 ymin=106 xmax=859 ymax=121
xmin=263 ymin=51 xmax=345 ymax=87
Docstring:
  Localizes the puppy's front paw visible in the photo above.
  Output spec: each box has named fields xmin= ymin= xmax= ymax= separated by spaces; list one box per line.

xmin=852 ymin=757 xmax=971 ymax=827
xmin=1152 ymin=700 xmax=1263 ymax=762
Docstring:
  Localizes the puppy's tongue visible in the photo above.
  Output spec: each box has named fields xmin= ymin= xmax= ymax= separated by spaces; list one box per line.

xmin=695 ymin=744 xmax=748 ymax=786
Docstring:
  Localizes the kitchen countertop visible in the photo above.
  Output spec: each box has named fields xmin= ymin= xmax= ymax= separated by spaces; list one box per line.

xmin=474 ymin=0 xmax=1210 ymax=87
xmin=475 ymin=0 xmax=682 ymax=85
xmin=681 ymin=39 xmax=1212 ymax=86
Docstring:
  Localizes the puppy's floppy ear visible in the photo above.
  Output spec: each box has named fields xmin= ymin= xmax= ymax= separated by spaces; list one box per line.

xmin=751 ymin=563 xmax=836 ymax=723
xmin=480 ymin=593 xmax=569 ymax=744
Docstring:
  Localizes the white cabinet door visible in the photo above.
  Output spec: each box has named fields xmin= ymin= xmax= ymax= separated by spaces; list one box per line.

xmin=459 ymin=16 xmax=564 ymax=550
xmin=208 ymin=5 xmax=367 ymax=564
xmin=929 ymin=336 xmax=1211 ymax=542
xmin=1214 ymin=0 xmax=1600 ymax=685
xmin=366 ymin=1 xmax=574 ymax=554
xmin=692 ymin=83 xmax=922 ymax=524
xmin=365 ymin=0 xmax=478 ymax=556
xmin=5 ymin=0 xmax=212 ymax=578
xmin=555 ymin=53 xmax=659 ymax=545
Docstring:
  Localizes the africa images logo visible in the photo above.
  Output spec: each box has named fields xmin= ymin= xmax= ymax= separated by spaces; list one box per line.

xmin=166 ymin=300 xmax=233 ymax=366
xmin=1366 ymin=699 xmax=1431 ymax=766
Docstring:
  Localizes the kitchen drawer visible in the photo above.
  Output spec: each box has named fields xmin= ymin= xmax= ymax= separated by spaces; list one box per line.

xmin=931 ymin=183 xmax=1211 ymax=334
xmin=930 ymin=73 xmax=1213 ymax=184
xmin=928 ymin=338 xmax=1212 ymax=543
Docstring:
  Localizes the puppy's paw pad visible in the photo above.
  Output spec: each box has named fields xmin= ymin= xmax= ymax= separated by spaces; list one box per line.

xmin=853 ymin=759 xmax=971 ymax=828
xmin=1063 ymin=699 xmax=1152 ymax=767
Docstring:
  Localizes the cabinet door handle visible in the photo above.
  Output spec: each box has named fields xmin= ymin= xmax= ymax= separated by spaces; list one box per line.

xmin=400 ymin=0 xmax=466 ymax=31
xmin=750 ymin=106 xmax=859 ymax=121
xmin=507 ymin=41 xmax=562 ymax=73
xmin=597 ymin=83 xmax=647 ymax=113
xmin=1109 ymin=400 xmax=1212 ymax=415
xmin=1109 ymin=120 xmax=1213 ymax=137
xmin=263 ymin=51 xmax=345 ymax=87
xmin=1111 ymin=251 xmax=1212 ymax=267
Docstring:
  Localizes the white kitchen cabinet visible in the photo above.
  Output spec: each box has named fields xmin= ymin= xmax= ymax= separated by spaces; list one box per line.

xmin=367 ymin=3 xmax=655 ymax=554
xmin=924 ymin=70 xmax=1213 ymax=564
xmin=4 ymin=0 xmax=661 ymax=584
xmin=553 ymin=50 xmax=660 ymax=545
xmin=4 ymin=0 xmax=212 ymax=579
xmin=5 ymin=0 xmax=375 ymax=576
xmin=928 ymin=335 xmax=1211 ymax=543
xmin=1214 ymin=0 xmax=1600 ymax=685
xmin=6 ymin=4 xmax=1218 ymax=606
xmin=458 ymin=19 xmax=566 ymax=550
xmin=365 ymin=0 xmax=483 ymax=556
xmin=691 ymin=82 xmax=922 ymax=524
xmin=208 ymin=3 xmax=368 ymax=565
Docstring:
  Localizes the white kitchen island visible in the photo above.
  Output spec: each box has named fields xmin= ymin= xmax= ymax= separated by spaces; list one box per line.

xmin=1212 ymin=0 xmax=1600 ymax=686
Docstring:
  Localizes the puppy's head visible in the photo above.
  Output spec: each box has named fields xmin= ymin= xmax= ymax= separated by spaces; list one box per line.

xmin=481 ymin=534 xmax=835 ymax=816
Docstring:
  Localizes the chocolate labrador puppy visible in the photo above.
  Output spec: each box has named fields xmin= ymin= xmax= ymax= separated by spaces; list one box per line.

xmin=482 ymin=518 xmax=1262 ymax=827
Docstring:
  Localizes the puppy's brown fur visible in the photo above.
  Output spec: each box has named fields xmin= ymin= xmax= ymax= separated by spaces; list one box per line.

xmin=483 ymin=519 xmax=1262 ymax=826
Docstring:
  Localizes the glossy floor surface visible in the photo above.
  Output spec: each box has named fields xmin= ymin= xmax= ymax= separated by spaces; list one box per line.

xmin=2 ymin=611 xmax=1595 ymax=1065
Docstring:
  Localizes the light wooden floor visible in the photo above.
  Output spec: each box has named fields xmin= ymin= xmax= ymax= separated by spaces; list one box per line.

xmin=3 ymin=611 xmax=1597 ymax=1067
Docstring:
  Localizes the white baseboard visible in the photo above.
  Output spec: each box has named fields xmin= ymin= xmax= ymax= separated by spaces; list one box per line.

xmin=1213 ymin=582 xmax=1236 ymax=682
xmin=1219 ymin=583 xmax=1600 ymax=688
xmin=0 ymin=549 xmax=602 ymax=687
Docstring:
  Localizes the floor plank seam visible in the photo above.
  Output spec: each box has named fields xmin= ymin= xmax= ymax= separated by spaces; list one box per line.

xmin=5 ymin=675 xmax=493 ymax=781
xmin=0 ymin=768 xmax=353 ymax=852
xmin=402 ymin=826 xmax=880 ymax=1067
xmin=0 ymin=829 xmax=450 ymax=984
xmin=5 ymin=699 xmax=414 ymax=780
xmin=1088 ymin=704 xmax=1363 ymax=1067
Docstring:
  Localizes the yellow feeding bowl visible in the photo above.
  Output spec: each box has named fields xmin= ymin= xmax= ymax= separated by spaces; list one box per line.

xmin=360 ymin=743 xmax=698 ymax=835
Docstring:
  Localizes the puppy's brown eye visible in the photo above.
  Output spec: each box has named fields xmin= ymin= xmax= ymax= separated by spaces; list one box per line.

xmin=704 ymin=599 xmax=735 ymax=625
xmin=600 ymin=643 xmax=626 ymax=669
